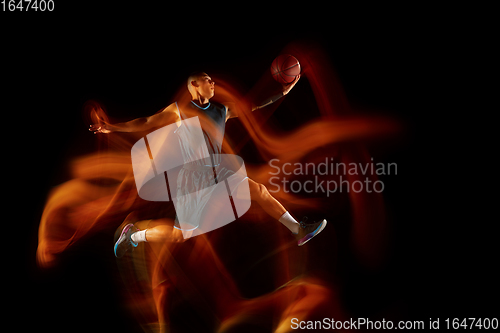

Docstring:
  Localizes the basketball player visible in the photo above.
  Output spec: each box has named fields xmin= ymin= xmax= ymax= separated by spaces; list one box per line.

xmin=90 ymin=72 xmax=327 ymax=257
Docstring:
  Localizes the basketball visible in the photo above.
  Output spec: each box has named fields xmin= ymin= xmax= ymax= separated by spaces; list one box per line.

xmin=270 ymin=54 xmax=301 ymax=84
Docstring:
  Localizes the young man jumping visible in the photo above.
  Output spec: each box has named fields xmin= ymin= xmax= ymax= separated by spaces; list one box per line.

xmin=90 ymin=72 xmax=327 ymax=257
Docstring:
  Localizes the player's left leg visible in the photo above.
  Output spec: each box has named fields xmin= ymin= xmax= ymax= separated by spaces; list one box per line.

xmin=247 ymin=178 xmax=327 ymax=246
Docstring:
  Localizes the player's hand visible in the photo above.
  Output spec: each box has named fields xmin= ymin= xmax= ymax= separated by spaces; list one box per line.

xmin=282 ymin=74 xmax=301 ymax=95
xmin=89 ymin=123 xmax=111 ymax=134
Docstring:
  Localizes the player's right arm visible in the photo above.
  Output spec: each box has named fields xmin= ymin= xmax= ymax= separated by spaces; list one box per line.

xmin=89 ymin=103 xmax=180 ymax=134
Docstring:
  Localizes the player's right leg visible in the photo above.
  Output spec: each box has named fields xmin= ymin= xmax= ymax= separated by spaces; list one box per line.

xmin=114 ymin=214 xmax=183 ymax=258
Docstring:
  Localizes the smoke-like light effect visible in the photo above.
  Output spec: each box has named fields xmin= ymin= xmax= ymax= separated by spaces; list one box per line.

xmin=37 ymin=40 xmax=402 ymax=332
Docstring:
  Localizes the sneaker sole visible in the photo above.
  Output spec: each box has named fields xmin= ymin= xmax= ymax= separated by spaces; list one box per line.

xmin=298 ymin=219 xmax=327 ymax=246
xmin=114 ymin=223 xmax=137 ymax=258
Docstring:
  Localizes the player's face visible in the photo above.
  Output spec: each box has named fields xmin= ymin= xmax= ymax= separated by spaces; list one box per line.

xmin=196 ymin=73 xmax=215 ymax=99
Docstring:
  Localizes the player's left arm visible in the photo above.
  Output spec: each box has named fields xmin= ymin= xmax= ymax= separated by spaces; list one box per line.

xmin=225 ymin=75 xmax=300 ymax=120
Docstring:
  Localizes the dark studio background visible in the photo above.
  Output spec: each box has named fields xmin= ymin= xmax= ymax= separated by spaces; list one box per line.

xmin=3 ymin=3 xmax=496 ymax=332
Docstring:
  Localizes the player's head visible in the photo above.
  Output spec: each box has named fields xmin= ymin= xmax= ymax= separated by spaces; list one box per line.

xmin=187 ymin=71 xmax=215 ymax=100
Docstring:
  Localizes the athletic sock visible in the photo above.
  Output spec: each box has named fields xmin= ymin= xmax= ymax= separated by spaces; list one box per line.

xmin=131 ymin=229 xmax=148 ymax=243
xmin=278 ymin=211 xmax=300 ymax=234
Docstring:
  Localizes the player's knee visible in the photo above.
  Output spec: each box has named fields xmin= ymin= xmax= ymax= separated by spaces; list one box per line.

xmin=257 ymin=183 xmax=270 ymax=199
xmin=249 ymin=180 xmax=269 ymax=201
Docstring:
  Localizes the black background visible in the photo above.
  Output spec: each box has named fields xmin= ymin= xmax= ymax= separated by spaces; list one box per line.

xmin=3 ymin=3 xmax=497 ymax=332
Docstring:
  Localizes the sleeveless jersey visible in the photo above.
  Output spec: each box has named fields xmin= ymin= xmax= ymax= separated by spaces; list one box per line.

xmin=176 ymin=100 xmax=227 ymax=166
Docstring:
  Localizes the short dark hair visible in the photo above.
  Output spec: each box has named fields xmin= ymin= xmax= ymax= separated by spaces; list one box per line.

xmin=187 ymin=71 xmax=207 ymax=89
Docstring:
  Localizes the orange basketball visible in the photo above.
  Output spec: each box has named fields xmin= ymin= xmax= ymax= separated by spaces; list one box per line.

xmin=270 ymin=54 xmax=301 ymax=84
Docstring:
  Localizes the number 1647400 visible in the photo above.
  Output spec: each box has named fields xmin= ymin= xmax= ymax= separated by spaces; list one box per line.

xmin=2 ymin=0 xmax=55 ymax=11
